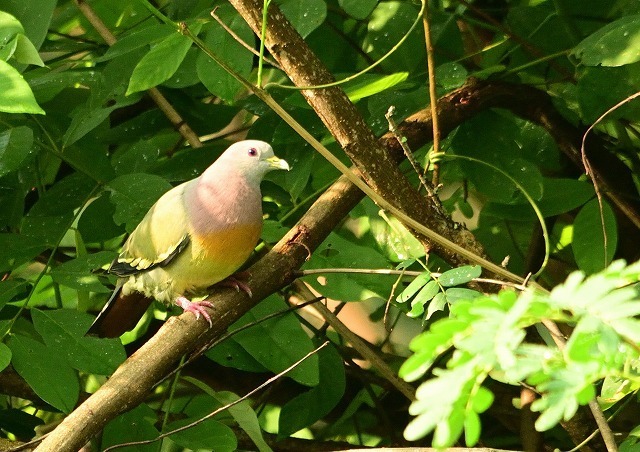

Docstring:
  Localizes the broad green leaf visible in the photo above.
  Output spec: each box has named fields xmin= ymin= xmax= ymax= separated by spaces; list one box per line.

xmin=0 ymin=279 xmax=30 ymax=309
xmin=0 ymin=233 xmax=46 ymax=273
xmin=167 ymin=417 xmax=236 ymax=452
xmin=31 ymin=308 xmax=126 ymax=375
xmin=186 ymin=378 xmax=272 ymax=452
xmin=102 ymin=404 xmax=159 ymax=451
xmin=278 ymin=0 xmax=327 ymax=38
xmin=8 ymin=334 xmax=79 ymax=413
xmin=22 ymin=173 xmax=97 ymax=244
xmin=339 ymin=0 xmax=378 ymax=19
xmin=0 ymin=11 xmax=23 ymax=39
xmin=438 ymin=265 xmax=481 ymax=287
xmin=206 ymin=337 xmax=269 ymax=373
xmin=0 ymin=126 xmax=34 ymax=178
xmin=484 ymin=179 xmax=595 ymax=219
xmin=576 ymin=64 xmax=640 ymax=122
xmin=107 ymin=173 xmax=172 ymax=233
xmin=100 ymin=24 xmax=174 ymax=61
xmin=397 ymin=271 xmax=431 ymax=303
xmin=50 ymin=251 xmax=116 ymax=293
xmin=572 ymin=15 xmax=640 ymax=67
xmin=304 ymin=233 xmax=393 ymax=301
xmin=573 ymin=198 xmax=617 ymax=274
xmin=14 ymin=34 xmax=44 ymax=66
xmin=196 ymin=8 xmax=253 ymax=103
xmin=0 ymin=60 xmax=44 ymax=114
xmin=1 ymin=0 xmax=56 ymax=50
xmin=231 ymin=295 xmax=319 ymax=386
xmin=344 ymin=72 xmax=408 ymax=103
xmin=359 ymin=199 xmax=425 ymax=262
xmin=77 ymin=194 xmax=125 ymax=243
xmin=126 ymin=22 xmax=202 ymax=95
xmin=436 ymin=62 xmax=468 ymax=90
xmin=0 ymin=343 xmax=11 ymax=372
xmin=278 ymin=344 xmax=345 ymax=438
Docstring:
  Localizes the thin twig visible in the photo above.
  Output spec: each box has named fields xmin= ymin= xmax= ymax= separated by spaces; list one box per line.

xmin=104 ymin=342 xmax=330 ymax=451
xmin=385 ymin=106 xmax=431 ymax=194
xmin=581 ymin=91 xmax=640 ymax=253
xmin=210 ymin=7 xmax=282 ymax=70
xmin=297 ymin=267 xmax=529 ymax=291
xmin=292 ymin=281 xmax=416 ymax=401
xmin=157 ymin=297 xmax=325 ymax=386
xmin=74 ymin=0 xmax=203 ymax=149
xmin=422 ymin=1 xmax=442 ymax=186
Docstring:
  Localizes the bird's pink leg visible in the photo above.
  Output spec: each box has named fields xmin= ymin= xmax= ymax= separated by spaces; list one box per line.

xmin=214 ymin=271 xmax=253 ymax=297
xmin=175 ymin=296 xmax=215 ymax=327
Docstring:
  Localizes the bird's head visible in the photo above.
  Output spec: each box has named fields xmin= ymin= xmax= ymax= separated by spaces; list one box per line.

xmin=215 ymin=140 xmax=290 ymax=184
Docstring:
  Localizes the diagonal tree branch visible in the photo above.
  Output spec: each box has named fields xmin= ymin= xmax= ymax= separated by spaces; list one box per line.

xmin=34 ymin=12 xmax=630 ymax=450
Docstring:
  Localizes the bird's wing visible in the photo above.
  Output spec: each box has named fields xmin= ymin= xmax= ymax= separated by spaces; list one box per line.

xmin=109 ymin=183 xmax=192 ymax=277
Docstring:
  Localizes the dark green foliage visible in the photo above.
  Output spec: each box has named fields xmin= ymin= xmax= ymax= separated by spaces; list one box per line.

xmin=0 ymin=0 xmax=639 ymax=450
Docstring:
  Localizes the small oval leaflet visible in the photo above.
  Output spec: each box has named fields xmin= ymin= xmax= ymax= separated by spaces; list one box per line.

xmin=438 ymin=265 xmax=482 ymax=287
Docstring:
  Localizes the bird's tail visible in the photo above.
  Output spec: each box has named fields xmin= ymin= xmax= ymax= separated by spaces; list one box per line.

xmin=86 ymin=283 xmax=153 ymax=338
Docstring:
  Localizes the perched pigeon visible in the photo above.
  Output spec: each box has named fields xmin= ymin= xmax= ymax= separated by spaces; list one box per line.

xmin=87 ymin=140 xmax=289 ymax=337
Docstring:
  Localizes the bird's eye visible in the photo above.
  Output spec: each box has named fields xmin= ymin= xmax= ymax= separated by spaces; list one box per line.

xmin=248 ymin=147 xmax=258 ymax=157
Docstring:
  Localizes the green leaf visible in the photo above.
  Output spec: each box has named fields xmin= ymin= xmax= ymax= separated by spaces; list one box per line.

xmin=344 ymin=72 xmax=409 ymax=103
xmin=0 ymin=126 xmax=34 ymax=178
xmin=0 ymin=279 xmax=30 ymax=308
xmin=278 ymin=0 xmax=327 ymax=38
xmin=14 ymin=34 xmax=44 ymax=66
xmin=107 ymin=173 xmax=172 ymax=233
xmin=438 ymin=265 xmax=481 ymax=287
xmin=186 ymin=378 xmax=272 ymax=452
xmin=407 ymin=280 xmax=439 ymax=318
xmin=436 ymin=62 xmax=468 ymax=90
xmin=0 ymin=60 xmax=44 ymax=114
xmin=31 ymin=309 xmax=126 ymax=375
xmin=196 ymin=8 xmax=253 ymax=103
xmin=278 ymin=344 xmax=345 ymax=438
xmin=7 ymin=334 xmax=79 ymax=413
xmin=22 ymin=173 xmax=97 ymax=244
xmin=0 ymin=12 xmax=24 ymax=61
xmin=102 ymin=404 xmax=159 ymax=451
xmin=50 ymin=251 xmax=115 ymax=293
xmin=167 ymin=416 xmax=236 ymax=451
xmin=572 ymin=15 xmax=640 ymax=67
xmin=206 ymin=336 xmax=269 ymax=372
xmin=99 ymin=24 xmax=174 ymax=61
xmin=397 ymin=271 xmax=432 ymax=303
xmin=231 ymin=295 xmax=319 ymax=386
xmin=339 ymin=0 xmax=377 ymax=19
xmin=304 ymin=233 xmax=392 ymax=301
xmin=77 ymin=193 xmax=125 ymax=243
xmin=0 ymin=343 xmax=11 ymax=372
xmin=573 ymin=198 xmax=617 ymax=274
xmin=126 ymin=22 xmax=202 ymax=95
xmin=0 ymin=233 xmax=46 ymax=273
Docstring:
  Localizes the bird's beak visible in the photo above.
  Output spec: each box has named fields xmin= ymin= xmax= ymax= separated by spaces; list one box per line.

xmin=267 ymin=155 xmax=290 ymax=171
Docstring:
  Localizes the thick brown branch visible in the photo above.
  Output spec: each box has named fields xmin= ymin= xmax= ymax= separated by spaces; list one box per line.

xmin=229 ymin=0 xmax=486 ymax=268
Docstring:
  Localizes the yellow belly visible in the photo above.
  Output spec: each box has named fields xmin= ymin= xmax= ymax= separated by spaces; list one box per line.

xmin=123 ymin=224 xmax=262 ymax=304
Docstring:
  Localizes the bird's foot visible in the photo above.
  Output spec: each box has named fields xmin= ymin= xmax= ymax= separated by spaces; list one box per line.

xmin=215 ymin=271 xmax=253 ymax=297
xmin=175 ymin=296 xmax=214 ymax=327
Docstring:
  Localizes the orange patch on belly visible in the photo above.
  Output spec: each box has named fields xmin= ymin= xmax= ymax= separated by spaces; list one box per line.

xmin=192 ymin=224 xmax=262 ymax=266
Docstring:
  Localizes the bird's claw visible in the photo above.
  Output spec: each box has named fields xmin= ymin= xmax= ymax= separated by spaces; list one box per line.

xmin=215 ymin=272 xmax=253 ymax=297
xmin=175 ymin=296 xmax=214 ymax=328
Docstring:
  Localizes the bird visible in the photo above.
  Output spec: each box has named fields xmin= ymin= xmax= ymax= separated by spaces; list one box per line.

xmin=87 ymin=140 xmax=289 ymax=338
